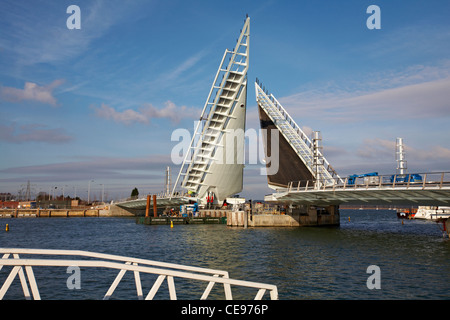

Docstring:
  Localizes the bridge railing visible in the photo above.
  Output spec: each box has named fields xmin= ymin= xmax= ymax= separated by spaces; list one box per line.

xmin=283 ymin=171 xmax=450 ymax=193
xmin=0 ymin=248 xmax=278 ymax=300
xmin=113 ymin=190 xmax=192 ymax=205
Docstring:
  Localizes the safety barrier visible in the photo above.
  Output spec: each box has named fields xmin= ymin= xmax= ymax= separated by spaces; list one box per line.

xmin=0 ymin=248 xmax=278 ymax=300
xmin=284 ymin=171 xmax=450 ymax=193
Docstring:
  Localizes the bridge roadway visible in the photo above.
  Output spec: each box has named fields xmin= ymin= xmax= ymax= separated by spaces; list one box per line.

xmin=266 ymin=172 xmax=450 ymax=207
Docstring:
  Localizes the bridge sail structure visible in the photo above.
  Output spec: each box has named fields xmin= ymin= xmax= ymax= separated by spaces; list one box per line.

xmin=255 ymin=81 xmax=343 ymax=190
xmin=171 ymin=17 xmax=250 ymax=204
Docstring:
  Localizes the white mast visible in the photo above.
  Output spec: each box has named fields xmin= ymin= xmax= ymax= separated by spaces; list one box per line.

xmin=312 ymin=131 xmax=324 ymax=189
xmin=165 ymin=166 xmax=171 ymax=196
xmin=396 ymin=137 xmax=407 ymax=175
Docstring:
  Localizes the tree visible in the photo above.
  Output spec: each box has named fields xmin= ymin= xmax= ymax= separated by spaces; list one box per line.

xmin=131 ymin=187 xmax=139 ymax=198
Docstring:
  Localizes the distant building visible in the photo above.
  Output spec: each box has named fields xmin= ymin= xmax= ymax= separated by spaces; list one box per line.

xmin=0 ymin=201 xmax=19 ymax=209
xmin=19 ymin=201 xmax=37 ymax=209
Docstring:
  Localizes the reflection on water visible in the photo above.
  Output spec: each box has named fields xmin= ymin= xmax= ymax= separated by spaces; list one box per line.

xmin=0 ymin=209 xmax=449 ymax=299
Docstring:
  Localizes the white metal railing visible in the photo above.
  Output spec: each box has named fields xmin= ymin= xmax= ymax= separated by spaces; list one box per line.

xmin=282 ymin=171 xmax=450 ymax=193
xmin=171 ymin=17 xmax=250 ymax=199
xmin=255 ymin=81 xmax=343 ymax=185
xmin=113 ymin=191 xmax=192 ymax=206
xmin=0 ymin=248 xmax=278 ymax=300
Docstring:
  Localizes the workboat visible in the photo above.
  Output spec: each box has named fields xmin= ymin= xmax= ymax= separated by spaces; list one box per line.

xmin=396 ymin=208 xmax=417 ymax=219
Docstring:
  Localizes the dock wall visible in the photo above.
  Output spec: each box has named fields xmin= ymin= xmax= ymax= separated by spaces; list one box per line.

xmin=136 ymin=216 xmax=227 ymax=225
xmin=1 ymin=207 xmax=119 ymax=218
xmin=108 ymin=205 xmax=137 ymax=217
xmin=198 ymin=209 xmax=228 ymax=218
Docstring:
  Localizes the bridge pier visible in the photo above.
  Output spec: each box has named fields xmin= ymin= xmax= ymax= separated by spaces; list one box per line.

xmin=227 ymin=205 xmax=340 ymax=227
xmin=109 ymin=204 xmax=138 ymax=216
xmin=285 ymin=204 xmax=340 ymax=227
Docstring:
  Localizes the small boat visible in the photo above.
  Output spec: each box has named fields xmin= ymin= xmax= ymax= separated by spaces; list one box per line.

xmin=396 ymin=208 xmax=417 ymax=219
xmin=414 ymin=206 xmax=450 ymax=220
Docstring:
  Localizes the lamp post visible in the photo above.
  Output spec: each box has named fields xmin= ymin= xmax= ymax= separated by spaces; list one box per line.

xmin=62 ymin=185 xmax=68 ymax=198
xmin=88 ymin=180 xmax=94 ymax=204
xmin=99 ymin=184 xmax=104 ymax=204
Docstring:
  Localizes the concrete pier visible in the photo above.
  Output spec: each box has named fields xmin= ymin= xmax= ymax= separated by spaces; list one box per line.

xmin=227 ymin=205 xmax=340 ymax=227
xmin=136 ymin=216 xmax=227 ymax=225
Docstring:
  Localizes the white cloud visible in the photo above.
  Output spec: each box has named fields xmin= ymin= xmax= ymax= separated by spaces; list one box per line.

xmin=0 ymin=79 xmax=64 ymax=106
xmin=280 ymin=61 xmax=450 ymax=122
xmin=93 ymin=103 xmax=149 ymax=125
xmin=0 ymin=155 xmax=173 ymax=196
xmin=0 ymin=1 xmax=148 ymax=66
xmin=140 ymin=101 xmax=199 ymax=124
xmin=1 ymin=155 xmax=171 ymax=176
xmin=357 ymin=138 xmax=397 ymax=159
xmin=0 ymin=123 xmax=73 ymax=144
xmin=93 ymin=101 xmax=199 ymax=125
xmin=145 ymin=48 xmax=211 ymax=95
xmin=356 ymin=138 xmax=450 ymax=166
xmin=301 ymin=126 xmax=313 ymax=138
xmin=164 ymin=50 xmax=209 ymax=83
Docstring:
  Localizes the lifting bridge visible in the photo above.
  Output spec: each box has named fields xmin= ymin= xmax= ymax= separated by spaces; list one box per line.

xmin=114 ymin=17 xmax=250 ymax=212
xmin=256 ymin=80 xmax=450 ymax=228
xmin=115 ymin=19 xmax=450 ymax=223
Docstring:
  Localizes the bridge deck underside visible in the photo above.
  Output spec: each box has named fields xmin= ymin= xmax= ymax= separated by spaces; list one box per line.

xmin=275 ymin=188 xmax=450 ymax=206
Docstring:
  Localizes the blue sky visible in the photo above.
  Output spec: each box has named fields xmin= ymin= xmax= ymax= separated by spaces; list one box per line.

xmin=1 ymin=0 xmax=450 ymax=200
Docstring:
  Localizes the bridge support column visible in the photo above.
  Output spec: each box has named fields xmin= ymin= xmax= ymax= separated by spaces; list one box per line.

xmin=306 ymin=204 xmax=340 ymax=226
xmin=145 ymin=195 xmax=151 ymax=218
xmin=288 ymin=204 xmax=340 ymax=227
xmin=153 ymin=195 xmax=157 ymax=217
xmin=228 ymin=205 xmax=340 ymax=227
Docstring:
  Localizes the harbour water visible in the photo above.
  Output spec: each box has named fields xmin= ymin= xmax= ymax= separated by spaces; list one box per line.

xmin=0 ymin=209 xmax=449 ymax=300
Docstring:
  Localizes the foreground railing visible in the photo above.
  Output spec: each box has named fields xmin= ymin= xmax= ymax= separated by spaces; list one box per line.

xmin=0 ymin=248 xmax=278 ymax=300
xmin=283 ymin=171 xmax=450 ymax=193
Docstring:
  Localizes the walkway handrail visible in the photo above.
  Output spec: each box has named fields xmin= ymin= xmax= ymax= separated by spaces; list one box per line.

xmin=0 ymin=248 xmax=278 ymax=300
xmin=282 ymin=171 xmax=450 ymax=193
xmin=255 ymin=81 xmax=343 ymax=184
xmin=113 ymin=191 xmax=191 ymax=205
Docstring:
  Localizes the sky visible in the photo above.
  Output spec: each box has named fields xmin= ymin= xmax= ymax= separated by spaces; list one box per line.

xmin=1 ymin=0 xmax=450 ymax=201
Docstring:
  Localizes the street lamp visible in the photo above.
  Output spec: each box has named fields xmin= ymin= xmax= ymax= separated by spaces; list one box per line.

xmin=99 ymin=184 xmax=105 ymax=204
xmin=88 ymin=180 xmax=94 ymax=204
xmin=62 ymin=185 xmax=68 ymax=198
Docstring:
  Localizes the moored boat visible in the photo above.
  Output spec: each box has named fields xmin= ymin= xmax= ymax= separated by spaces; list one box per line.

xmin=414 ymin=206 xmax=450 ymax=220
xmin=397 ymin=208 xmax=417 ymax=219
